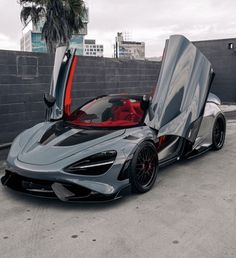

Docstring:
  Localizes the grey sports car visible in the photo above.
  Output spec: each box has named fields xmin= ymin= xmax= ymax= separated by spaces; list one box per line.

xmin=1 ymin=35 xmax=226 ymax=202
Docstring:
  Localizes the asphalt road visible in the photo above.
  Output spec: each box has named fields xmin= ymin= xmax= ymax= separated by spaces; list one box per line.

xmin=0 ymin=121 xmax=236 ymax=258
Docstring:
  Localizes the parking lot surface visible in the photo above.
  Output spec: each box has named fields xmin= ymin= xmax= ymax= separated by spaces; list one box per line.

xmin=0 ymin=121 xmax=236 ymax=258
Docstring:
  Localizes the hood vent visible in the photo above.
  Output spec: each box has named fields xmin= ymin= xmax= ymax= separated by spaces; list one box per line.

xmin=40 ymin=122 xmax=71 ymax=145
xmin=56 ymin=129 xmax=114 ymax=146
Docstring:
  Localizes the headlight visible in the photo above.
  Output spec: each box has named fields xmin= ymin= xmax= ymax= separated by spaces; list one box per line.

xmin=64 ymin=150 xmax=117 ymax=175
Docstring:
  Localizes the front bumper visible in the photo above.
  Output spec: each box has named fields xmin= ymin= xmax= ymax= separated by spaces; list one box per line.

xmin=1 ymin=170 xmax=131 ymax=202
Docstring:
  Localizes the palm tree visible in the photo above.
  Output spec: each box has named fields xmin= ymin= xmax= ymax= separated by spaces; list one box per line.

xmin=19 ymin=0 xmax=87 ymax=53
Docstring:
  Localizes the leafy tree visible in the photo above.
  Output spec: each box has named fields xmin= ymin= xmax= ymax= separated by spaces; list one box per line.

xmin=19 ymin=0 xmax=87 ymax=52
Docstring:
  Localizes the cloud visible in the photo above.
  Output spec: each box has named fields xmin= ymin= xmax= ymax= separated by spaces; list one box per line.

xmin=1 ymin=0 xmax=236 ymax=56
xmin=0 ymin=33 xmax=9 ymax=41
xmin=0 ymin=33 xmax=20 ymax=50
xmin=85 ymin=0 xmax=236 ymax=57
xmin=0 ymin=0 xmax=22 ymax=50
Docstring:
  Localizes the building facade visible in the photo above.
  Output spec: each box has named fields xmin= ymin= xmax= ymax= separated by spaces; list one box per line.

xmin=84 ymin=39 xmax=104 ymax=57
xmin=114 ymin=32 xmax=145 ymax=60
xmin=20 ymin=31 xmax=47 ymax=53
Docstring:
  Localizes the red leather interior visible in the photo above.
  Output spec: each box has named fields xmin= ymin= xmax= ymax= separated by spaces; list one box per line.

xmin=112 ymin=100 xmax=143 ymax=122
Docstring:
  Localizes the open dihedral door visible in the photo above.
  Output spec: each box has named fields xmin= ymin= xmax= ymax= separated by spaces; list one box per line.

xmin=49 ymin=47 xmax=77 ymax=120
xmin=145 ymin=35 xmax=214 ymax=142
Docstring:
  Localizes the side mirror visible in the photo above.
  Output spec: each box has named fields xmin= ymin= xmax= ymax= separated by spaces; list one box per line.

xmin=141 ymin=95 xmax=150 ymax=110
xmin=44 ymin=93 xmax=56 ymax=108
xmin=142 ymin=95 xmax=155 ymax=120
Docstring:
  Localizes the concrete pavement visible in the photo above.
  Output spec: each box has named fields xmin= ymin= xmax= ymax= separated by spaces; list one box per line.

xmin=0 ymin=121 xmax=236 ymax=258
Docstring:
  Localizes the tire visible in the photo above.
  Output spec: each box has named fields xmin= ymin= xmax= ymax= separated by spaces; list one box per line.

xmin=212 ymin=114 xmax=226 ymax=151
xmin=130 ymin=141 xmax=158 ymax=193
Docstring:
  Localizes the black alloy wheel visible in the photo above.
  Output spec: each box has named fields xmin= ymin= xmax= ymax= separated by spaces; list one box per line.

xmin=212 ymin=114 xmax=226 ymax=150
xmin=130 ymin=141 xmax=158 ymax=193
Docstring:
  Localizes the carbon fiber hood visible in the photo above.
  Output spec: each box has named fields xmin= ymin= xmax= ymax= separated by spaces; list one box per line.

xmin=17 ymin=122 xmax=125 ymax=165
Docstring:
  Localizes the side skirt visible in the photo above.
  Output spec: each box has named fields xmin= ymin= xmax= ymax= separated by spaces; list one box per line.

xmin=159 ymin=156 xmax=179 ymax=168
xmin=185 ymin=146 xmax=212 ymax=160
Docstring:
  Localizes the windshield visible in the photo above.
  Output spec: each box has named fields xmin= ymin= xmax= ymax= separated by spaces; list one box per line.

xmin=67 ymin=95 xmax=146 ymax=128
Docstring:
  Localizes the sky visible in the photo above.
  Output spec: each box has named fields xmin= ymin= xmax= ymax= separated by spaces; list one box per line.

xmin=0 ymin=0 xmax=236 ymax=57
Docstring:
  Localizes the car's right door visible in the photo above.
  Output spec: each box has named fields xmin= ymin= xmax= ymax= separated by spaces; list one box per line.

xmin=145 ymin=35 xmax=214 ymax=143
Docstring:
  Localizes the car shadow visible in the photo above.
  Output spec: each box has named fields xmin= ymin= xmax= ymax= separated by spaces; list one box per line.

xmin=2 ymin=186 xmax=133 ymax=211
xmin=153 ymin=149 xmax=215 ymax=185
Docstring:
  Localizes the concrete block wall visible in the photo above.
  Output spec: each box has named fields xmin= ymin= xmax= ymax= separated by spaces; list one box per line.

xmin=0 ymin=50 xmax=160 ymax=145
xmin=71 ymin=57 xmax=160 ymax=110
xmin=0 ymin=50 xmax=54 ymax=145
xmin=194 ymin=38 xmax=236 ymax=103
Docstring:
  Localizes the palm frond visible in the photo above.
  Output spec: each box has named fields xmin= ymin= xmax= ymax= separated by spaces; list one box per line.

xmin=18 ymin=0 xmax=47 ymax=5
xmin=20 ymin=5 xmax=45 ymax=25
xmin=20 ymin=6 xmax=32 ymax=24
